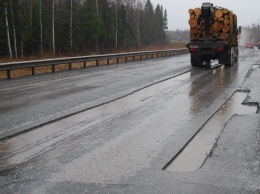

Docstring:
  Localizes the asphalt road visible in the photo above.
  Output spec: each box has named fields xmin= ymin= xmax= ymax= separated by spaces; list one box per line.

xmin=0 ymin=49 xmax=260 ymax=193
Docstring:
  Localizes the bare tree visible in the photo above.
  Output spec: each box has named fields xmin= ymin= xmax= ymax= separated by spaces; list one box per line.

xmin=136 ymin=6 xmax=141 ymax=48
xmin=96 ymin=0 xmax=99 ymax=14
xmin=19 ymin=0 xmax=23 ymax=58
xmin=52 ymin=0 xmax=55 ymax=55
xmin=115 ymin=0 xmax=120 ymax=49
xmin=4 ymin=1 xmax=13 ymax=58
xmin=10 ymin=0 xmax=17 ymax=58
xmin=40 ymin=0 xmax=43 ymax=56
xmin=70 ymin=0 xmax=73 ymax=55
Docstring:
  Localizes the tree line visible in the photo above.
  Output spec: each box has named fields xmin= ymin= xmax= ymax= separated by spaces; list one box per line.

xmin=242 ymin=23 xmax=260 ymax=43
xmin=0 ymin=0 xmax=168 ymax=59
xmin=166 ymin=29 xmax=190 ymax=42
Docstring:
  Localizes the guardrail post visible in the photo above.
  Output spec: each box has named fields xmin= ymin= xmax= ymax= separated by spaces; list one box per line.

xmin=117 ymin=58 xmax=119 ymax=63
xmin=96 ymin=60 xmax=99 ymax=66
xmin=140 ymin=55 xmax=142 ymax=60
xmin=84 ymin=61 xmax=87 ymax=68
xmin=125 ymin=57 xmax=128 ymax=62
xmin=52 ymin=65 xmax=55 ymax=72
xmin=7 ymin=70 xmax=11 ymax=79
xmin=146 ymin=54 xmax=148 ymax=59
xmin=32 ymin=67 xmax=36 ymax=75
xmin=69 ymin=63 xmax=72 ymax=70
xmin=133 ymin=56 xmax=135 ymax=61
xmin=151 ymin=54 xmax=154 ymax=58
xmin=157 ymin=53 xmax=159 ymax=57
xmin=107 ymin=59 xmax=110 ymax=65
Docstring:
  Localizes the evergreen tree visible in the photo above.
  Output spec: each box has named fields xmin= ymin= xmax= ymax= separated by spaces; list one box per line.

xmin=0 ymin=1 xmax=8 ymax=56
xmin=154 ymin=4 xmax=164 ymax=44
xmin=117 ymin=4 xmax=127 ymax=48
xmin=82 ymin=0 xmax=105 ymax=53
xmin=163 ymin=9 xmax=168 ymax=31
xmin=0 ymin=0 xmax=169 ymax=58
xmin=98 ymin=0 xmax=115 ymax=52
xmin=143 ymin=0 xmax=154 ymax=45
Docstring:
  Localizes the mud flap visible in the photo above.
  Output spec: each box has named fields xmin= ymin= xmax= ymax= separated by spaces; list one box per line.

xmin=191 ymin=53 xmax=203 ymax=67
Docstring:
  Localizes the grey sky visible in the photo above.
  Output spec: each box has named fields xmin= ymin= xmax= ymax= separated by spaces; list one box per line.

xmin=152 ymin=0 xmax=260 ymax=30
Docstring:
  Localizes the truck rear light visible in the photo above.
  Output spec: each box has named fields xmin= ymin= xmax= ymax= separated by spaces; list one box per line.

xmin=217 ymin=48 xmax=223 ymax=51
xmin=190 ymin=48 xmax=197 ymax=51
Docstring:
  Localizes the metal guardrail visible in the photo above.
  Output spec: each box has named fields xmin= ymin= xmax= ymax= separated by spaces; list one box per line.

xmin=0 ymin=49 xmax=189 ymax=79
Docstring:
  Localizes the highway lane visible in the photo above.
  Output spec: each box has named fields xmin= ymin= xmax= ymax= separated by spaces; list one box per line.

xmin=0 ymin=54 xmax=191 ymax=139
xmin=0 ymin=49 xmax=260 ymax=193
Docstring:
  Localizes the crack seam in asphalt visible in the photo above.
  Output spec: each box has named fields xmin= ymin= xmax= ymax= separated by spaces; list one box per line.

xmin=162 ymin=89 xmax=259 ymax=171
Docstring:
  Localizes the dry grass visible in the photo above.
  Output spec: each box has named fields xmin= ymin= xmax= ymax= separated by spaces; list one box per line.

xmin=11 ymin=68 xmax=32 ymax=78
xmin=0 ymin=42 xmax=186 ymax=79
xmin=0 ymin=71 xmax=7 ymax=79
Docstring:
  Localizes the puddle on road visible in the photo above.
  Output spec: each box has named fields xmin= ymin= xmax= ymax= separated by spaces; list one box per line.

xmin=165 ymin=91 xmax=257 ymax=172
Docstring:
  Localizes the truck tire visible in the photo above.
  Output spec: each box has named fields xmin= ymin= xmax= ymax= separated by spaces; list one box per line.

xmin=224 ymin=48 xmax=234 ymax=67
xmin=191 ymin=54 xmax=203 ymax=67
xmin=234 ymin=47 xmax=238 ymax=62
xmin=234 ymin=56 xmax=238 ymax=63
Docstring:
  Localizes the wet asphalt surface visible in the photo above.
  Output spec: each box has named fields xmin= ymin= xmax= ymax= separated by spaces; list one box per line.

xmin=0 ymin=49 xmax=260 ymax=193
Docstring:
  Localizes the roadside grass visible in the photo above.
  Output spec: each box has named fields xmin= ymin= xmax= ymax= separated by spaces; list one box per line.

xmin=0 ymin=42 xmax=186 ymax=79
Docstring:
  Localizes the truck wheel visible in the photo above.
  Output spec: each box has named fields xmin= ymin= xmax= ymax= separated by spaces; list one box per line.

xmin=225 ymin=48 xmax=234 ymax=67
xmin=225 ymin=56 xmax=234 ymax=67
xmin=191 ymin=54 xmax=203 ymax=67
xmin=234 ymin=47 xmax=238 ymax=62
xmin=234 ymin=56 xmax=238 ymax=62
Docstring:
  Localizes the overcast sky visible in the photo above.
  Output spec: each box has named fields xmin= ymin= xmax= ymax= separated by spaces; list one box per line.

xmin=151 ymin=0 xmax=260 ymax=30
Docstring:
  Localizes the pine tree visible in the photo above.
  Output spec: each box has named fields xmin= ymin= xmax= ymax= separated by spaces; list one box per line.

xmin=0 ymin=1 xmax=8 ymax=56
xmin=163 ymin=9 xmax=168 ymax=31
xmin=98 ymin=0 xmax=115 ymax=52
xmin=154 ymin=4 xmax=163 ymax=44
xmin=143 ymin=0 xmax=154 ymax=45
xmin=0 ymin=0 xmax=169 ymax=58
xmin=82 ymin=0 xmax=105 ymax=53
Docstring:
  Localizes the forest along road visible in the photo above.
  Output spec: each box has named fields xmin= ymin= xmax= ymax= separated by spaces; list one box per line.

xmin=0 ymin=49 xmax=260 ymax=193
